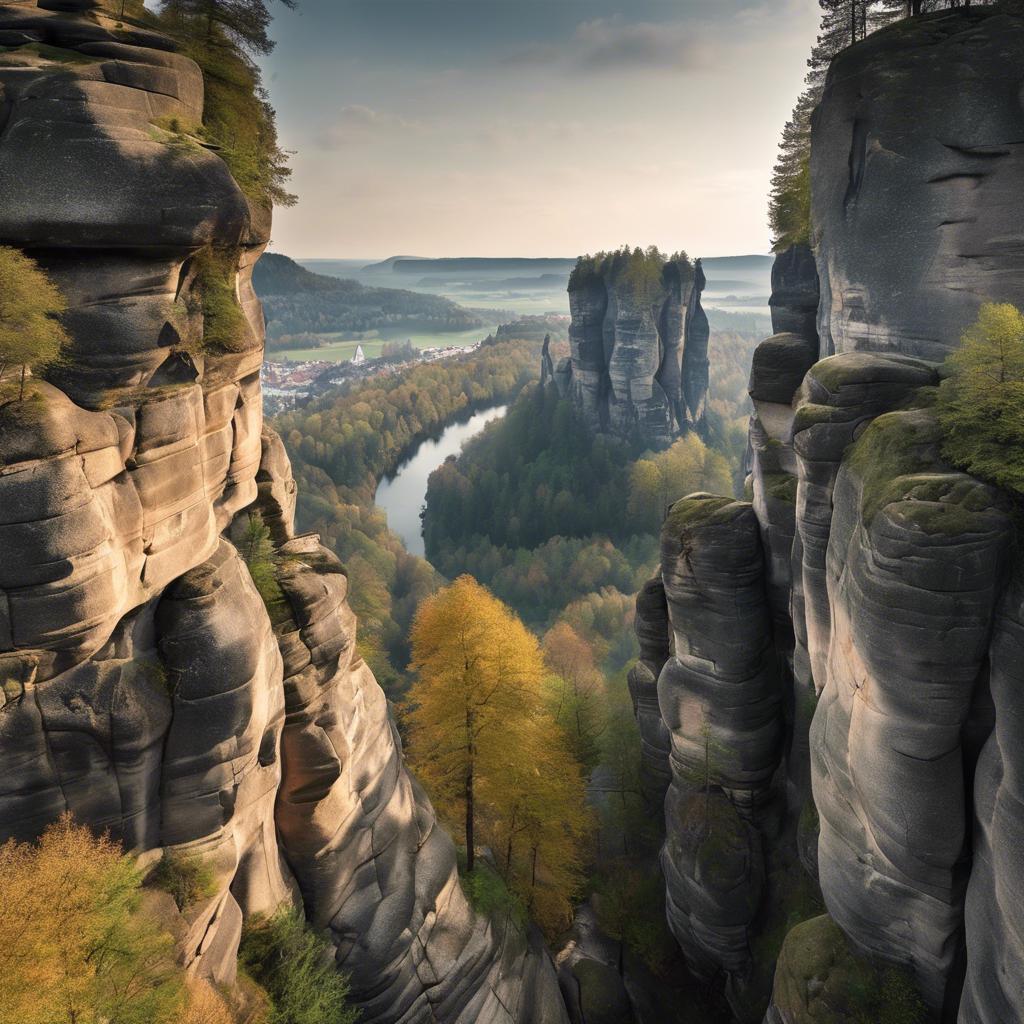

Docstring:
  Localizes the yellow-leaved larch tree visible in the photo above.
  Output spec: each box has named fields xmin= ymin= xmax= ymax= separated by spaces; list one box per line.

xmin=405 ymin=575 xmax=590 ymax=934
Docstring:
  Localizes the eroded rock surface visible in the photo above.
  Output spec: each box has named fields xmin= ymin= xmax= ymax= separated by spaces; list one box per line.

xmin=272 ymin=537 xmax=567 ymax=1024
xmin=812 ymin=8 xmax=1024 ymax=361
xmin=561 ymin=256 xmax=708 ymax=446
xmin=655 ymin=496 xmax=783 ymax=997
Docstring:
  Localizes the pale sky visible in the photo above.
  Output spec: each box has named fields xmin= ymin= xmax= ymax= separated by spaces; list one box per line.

xmin=261 ymin=0 xmax=821 ymax=259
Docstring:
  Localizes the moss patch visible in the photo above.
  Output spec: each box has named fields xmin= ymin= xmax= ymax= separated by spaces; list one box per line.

xmin=765 ymin=472 xmax=798 ymax=505
xmin=0 ymin=43 xmax=102 ymax=66
xmin=665 ymin=494 xmax=744 ymax=535
xmin=847 ymin=410 xmax=943 ymax=525
xmin=772 ymin=914 xmax=928 ymax=1024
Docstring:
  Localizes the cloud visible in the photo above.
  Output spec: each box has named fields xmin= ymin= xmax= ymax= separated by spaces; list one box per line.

xmin=571 ymin=17 xmax=703 ymax=72
xmin=320 ymin=105 xmax=421 ymax=148
xmin=504 ymin=15 xmax=706 ymax=76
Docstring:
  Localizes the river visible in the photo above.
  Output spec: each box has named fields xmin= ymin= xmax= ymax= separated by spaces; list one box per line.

xmin=374 ymin=404 xmax=507 ymax=557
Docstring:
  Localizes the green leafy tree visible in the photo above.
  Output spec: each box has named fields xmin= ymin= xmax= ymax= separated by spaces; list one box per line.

xmin=936 ymin=302 xmax=1024 ymax=494
xmin=0 ymin=246 xmax=69 ymax=401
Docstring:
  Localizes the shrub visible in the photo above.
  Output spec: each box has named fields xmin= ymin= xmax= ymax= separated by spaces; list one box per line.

xmin=151 ymin=850 xmax=217 ymax=911
xmin=192 ymin=246 xmax=252 ymax=353
xmin=462 ymin=863 xmax=527 ymax=930
xmin=239 ymin=511 xmax=291 ymax=623
xmin=239 ymin=909 xmax=359 ymax=1024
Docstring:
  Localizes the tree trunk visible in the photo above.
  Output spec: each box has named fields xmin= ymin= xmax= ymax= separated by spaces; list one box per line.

xmin=465 ymin=709 xmax=475 ymax=873
xmin=505 ymin=806 xmax=517 ymax=875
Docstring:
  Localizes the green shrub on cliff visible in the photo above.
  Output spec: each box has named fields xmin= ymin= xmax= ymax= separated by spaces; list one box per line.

xmin=0 ymin=246 xmax=69 ymax=401
xmin=152 ymin=850 xmax=216 ymax=911
xmin=192 ymin=246 xmax=252 ymax=352
xmin=239 ymin=910 xmax=358 ymax=1024
xmin=158 ymin=1 xmax=297 ymax=208
xmin=937 ymin=302 xmax=1024 ymax=495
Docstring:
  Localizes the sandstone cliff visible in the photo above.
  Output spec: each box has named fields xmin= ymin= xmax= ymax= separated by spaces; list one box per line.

xmin=630 ymin=9 xmax=1024 ymax=1023
xmin=0 ymin=5 xmax=567 ymax=1022
xmin=558 ymin=250 xmax=709 ymax=447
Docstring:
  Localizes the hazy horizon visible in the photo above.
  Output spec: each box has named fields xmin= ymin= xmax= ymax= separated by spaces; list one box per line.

xmin=261 ymin=0 xmax=821 ymax=260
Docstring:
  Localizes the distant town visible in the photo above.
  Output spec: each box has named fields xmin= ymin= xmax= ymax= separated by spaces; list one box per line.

xmin=261 ymin=314 xmax=570 ymax=414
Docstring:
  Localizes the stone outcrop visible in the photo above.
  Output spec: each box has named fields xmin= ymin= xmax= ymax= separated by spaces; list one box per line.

xmin=630 ymin=12 xmax=1024 ymax=1022
xmin=655 ymin=495 xmax=783 ymax=1003
xmin=812 ymin=7 xmax=1024 ymax=361
xmin=626 ymin=577 xmax=672 ymax=799
xmin=0 ymin=6 xmax=567 ymax=1023
xmin=558 ymin=252 xmax=708 ymax=447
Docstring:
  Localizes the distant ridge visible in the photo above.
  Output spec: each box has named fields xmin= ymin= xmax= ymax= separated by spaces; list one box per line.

xmin=391 ymin=257 xmax=576 ymax=275
xmin=361 ymin=255 xmax=426 ymax=272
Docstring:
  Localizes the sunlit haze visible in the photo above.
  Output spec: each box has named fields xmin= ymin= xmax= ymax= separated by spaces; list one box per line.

xmin=261 ymin=0 xmax=821 ymax=259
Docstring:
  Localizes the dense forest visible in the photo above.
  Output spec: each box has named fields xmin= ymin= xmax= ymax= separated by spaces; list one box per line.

xmin=273 ymin=337 xmax=539 ymax=691
xmin=253 ymin=253 xmax=485 ymax=346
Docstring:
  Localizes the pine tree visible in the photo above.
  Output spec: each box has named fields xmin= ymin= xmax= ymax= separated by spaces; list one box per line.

xmin=156 ymin=1 xmax=297 ymax=207
xmin=159 ymin=0 xmax=296 ymax=57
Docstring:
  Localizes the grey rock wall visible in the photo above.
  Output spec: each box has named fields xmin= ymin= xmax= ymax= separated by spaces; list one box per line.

xmin=812 ymin=8 xmax=1024 ymax=361
xmin=633 ymin=14 xmax=1024 ymax=1021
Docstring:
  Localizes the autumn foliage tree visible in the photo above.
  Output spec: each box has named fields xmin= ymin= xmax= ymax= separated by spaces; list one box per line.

xmin=405 ymin=576 xmax=590 ymax=934
xmin=543 ymin=621 xmax=605 ymax=769
xmin=0 ymin=815 xmax=182 ymax=1024
xmin=0 ymin=246 xmax=69 ymax=401
xmin=627 ymin=434 xmax=733 ymax=534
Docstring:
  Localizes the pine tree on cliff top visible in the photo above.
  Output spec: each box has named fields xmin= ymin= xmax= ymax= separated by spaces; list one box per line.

xmin=156 ymin=0 xmax=297 ymax=207
xmin=159 ymin=0 xmax=296 ymax=57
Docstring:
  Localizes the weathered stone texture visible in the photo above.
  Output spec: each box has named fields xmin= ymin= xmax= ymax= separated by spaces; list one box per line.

xmin=812 ymin=8 xmax=1024 ymax=361
xmin=562 ymin=259 xmax=708 ymax=446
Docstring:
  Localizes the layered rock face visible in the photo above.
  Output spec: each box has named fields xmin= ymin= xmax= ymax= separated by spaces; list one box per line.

xmin=561 ymin=255 xmax=708 ymax=447
xmin=0 ymin=6 xmax=566 ymax=1022
xmin=812 ymin=7 xmax=1024 ymax=361
xmin=631 ymin=12 xmax=1024 ymax=1022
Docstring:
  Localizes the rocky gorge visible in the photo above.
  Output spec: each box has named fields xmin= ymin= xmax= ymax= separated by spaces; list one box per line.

xmin=0 ymin=4 xmax=567 ymax=1022
xmin=628 ymin=8 xmax=1024 ymax=1023
xmin=3 ymin=3 xmax=1024 ymax=1024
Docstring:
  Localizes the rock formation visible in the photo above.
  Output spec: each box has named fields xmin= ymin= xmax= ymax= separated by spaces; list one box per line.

xmin=557 ymin=250 xmax=709 ymax=447
xmin=0 ymin=5 xmax=567 ymax=1022
xmin=812 ymin=7 xmax=1024 ymax=362
xmin=630 ymin=10 xmax=1024 ymax=1022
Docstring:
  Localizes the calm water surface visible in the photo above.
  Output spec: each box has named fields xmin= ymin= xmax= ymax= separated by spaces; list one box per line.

xmin=374 ymin=405 xmax=507 ymax=557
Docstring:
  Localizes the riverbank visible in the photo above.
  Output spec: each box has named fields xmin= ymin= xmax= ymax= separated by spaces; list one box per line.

xmin=375 ymin=404 xmax=507 ymax=557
